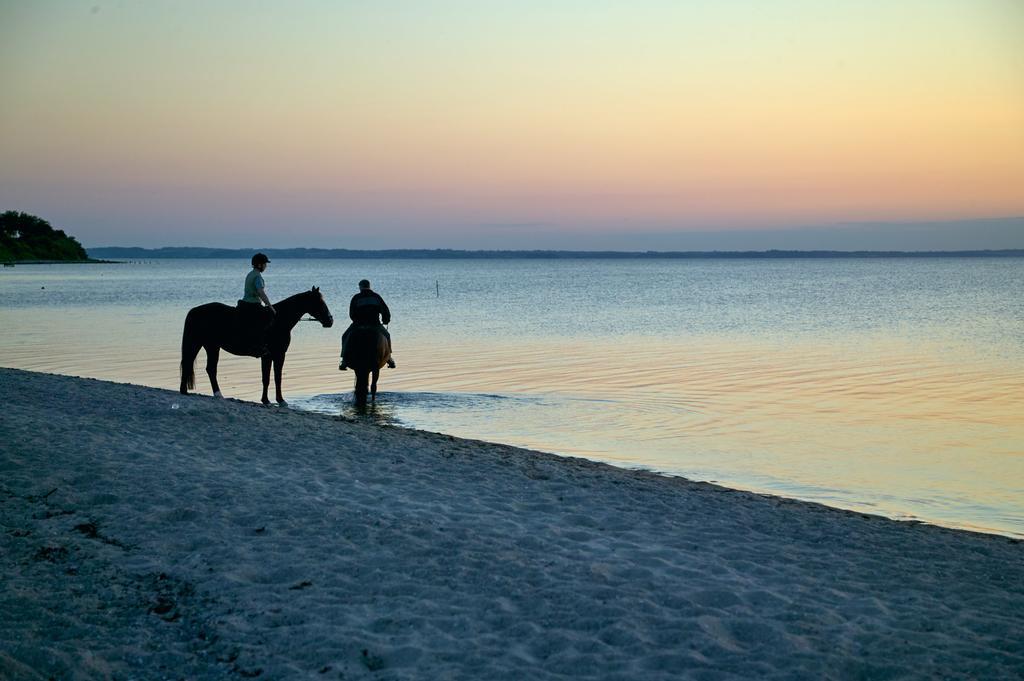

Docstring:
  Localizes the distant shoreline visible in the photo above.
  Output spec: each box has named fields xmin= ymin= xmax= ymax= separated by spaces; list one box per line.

xmin=1 ymin=258 xmax=118 ymax=265
xmin=85 ymin=247 xmax=1024 ymax=260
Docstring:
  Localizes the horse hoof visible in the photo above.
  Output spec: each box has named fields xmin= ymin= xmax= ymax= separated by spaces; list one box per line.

xmin=214 ymin=391 xmax=224 ymax=399
xmin=277 ymin=400 xmax=288 ymax=408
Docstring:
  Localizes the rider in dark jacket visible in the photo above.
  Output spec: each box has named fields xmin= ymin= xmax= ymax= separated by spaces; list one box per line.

xmin=339 ymin=279 xmax=396 ymax=370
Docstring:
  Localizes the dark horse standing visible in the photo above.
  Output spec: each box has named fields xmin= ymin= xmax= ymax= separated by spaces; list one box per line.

xmin=180 ymin=287 xmax=333 ymax=405
xmin=343 ymin=325 xmax=392 ymax=405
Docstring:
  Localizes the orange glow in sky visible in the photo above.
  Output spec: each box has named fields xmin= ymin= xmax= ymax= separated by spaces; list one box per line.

xmin=1 ymin=1 xmax=1022 ymax=248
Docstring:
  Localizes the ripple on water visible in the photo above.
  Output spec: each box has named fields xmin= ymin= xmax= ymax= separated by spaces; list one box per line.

xmin=2 ymin=261 xmax=1023 ymax=537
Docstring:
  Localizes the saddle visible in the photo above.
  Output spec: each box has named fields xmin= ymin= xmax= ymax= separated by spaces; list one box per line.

xmin=235 ymin=301 xmax=273 ymax=357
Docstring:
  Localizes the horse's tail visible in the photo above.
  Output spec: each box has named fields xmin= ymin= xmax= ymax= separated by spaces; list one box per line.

xmin=180 ymin=308 xmax=201 ymax=393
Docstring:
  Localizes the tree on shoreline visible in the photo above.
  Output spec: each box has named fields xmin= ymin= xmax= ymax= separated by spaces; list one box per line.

xmin=0 ymin=211 xmax=88 ymax=261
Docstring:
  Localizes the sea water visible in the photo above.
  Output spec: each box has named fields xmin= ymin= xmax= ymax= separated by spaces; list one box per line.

xmin=1 ymin=257 xmax=1022 ymax=537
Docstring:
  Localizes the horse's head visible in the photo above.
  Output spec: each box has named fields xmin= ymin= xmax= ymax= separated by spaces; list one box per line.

xmin=307 ymin=287 xmax=334 ymax=328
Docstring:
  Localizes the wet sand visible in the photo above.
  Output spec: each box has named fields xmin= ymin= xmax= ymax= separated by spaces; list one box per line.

xmin=1 ymin=368 xmax=1022 ymax=679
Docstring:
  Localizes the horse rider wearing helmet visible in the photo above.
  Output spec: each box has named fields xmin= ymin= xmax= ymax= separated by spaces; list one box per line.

xmin=237 ymin=252 xmax=276 ymax=355
xmin=339 ymin=278 xmax=396 ymax=370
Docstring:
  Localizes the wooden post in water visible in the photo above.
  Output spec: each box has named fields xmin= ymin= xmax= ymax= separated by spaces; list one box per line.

xmin=436 ymin=280 xmax=439 ymax=297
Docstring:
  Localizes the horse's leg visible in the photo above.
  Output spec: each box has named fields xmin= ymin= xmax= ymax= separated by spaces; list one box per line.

xmin=371 ymin=368 xmax=380 ymax=401
xmin=261 ymin=355 xmax=272 ymax=405
xmin=205 ymin=345 xmax=223 ymax=397
xmin=354 ymin=370 xmax=368 ymax=405
xmin=274 ymin=353 xmax=286 ymax=405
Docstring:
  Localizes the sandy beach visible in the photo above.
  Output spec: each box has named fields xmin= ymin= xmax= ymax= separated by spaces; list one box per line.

xmin=1 ymin=368 xmax=1022 ymax=679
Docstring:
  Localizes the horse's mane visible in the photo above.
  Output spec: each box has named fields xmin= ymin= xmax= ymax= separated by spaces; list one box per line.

xmin=278 ymin=289 xmax=311 ymax=303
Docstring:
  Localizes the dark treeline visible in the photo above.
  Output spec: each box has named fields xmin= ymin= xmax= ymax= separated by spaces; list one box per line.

xmin=88 ymin=246 xmax=1024 ymax=260
xmin=1 ymin=211 xmax=89 ymax=262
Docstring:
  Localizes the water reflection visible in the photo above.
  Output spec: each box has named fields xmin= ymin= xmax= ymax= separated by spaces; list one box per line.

xmin=3 ymin=259 xmax=1023 ymax=537
xmin=338 ymin=400 xmax=400 ymax=427
xmin=300 ymin=390 xmax=539 ymax=431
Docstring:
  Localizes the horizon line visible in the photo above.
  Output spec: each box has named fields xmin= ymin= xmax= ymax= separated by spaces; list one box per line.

xmin=86 ymin=246 xmax=1024 ymax=259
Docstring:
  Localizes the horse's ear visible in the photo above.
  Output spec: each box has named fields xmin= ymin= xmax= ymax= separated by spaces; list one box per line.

xmin=313 ymin=286 xmax=319 ymax=292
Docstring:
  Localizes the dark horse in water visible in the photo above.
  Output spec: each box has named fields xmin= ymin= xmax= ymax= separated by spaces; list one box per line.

xmin=180 ymin=287 xmax=333 ymax=405
xmin=343 ymin=324 xmax=392 ymax=404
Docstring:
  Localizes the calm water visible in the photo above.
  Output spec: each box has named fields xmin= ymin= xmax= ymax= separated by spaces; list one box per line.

xmin=2 ymin=258 xmax=1022 ymax=537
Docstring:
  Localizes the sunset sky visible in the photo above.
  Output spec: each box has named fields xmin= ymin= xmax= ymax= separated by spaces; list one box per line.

xmin=1 ymin=1 xmax=1022 ymax=249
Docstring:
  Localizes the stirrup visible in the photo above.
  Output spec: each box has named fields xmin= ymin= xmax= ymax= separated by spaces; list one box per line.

xmin=386 ymin=358 xmax=396 ymax=369
xmin=338 ymin=362 xmax=348 ymax=371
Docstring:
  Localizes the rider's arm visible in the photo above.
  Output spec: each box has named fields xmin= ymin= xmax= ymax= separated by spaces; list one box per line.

xmin=257 ymin=288 xmax=276 ymax=314
xmin=379 ymin=296 xmax=391 ymax=325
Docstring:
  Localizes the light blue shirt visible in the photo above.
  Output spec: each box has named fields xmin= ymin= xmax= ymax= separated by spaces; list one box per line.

xmin=242 ymin=269 xmax=265 ymax=304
